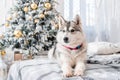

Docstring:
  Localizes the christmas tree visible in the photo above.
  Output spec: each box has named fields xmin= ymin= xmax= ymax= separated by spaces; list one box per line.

xmin=0 ymin=0 xmax=59 ymax=55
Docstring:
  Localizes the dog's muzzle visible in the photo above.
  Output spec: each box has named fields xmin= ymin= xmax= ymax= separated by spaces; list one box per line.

xmin=63 ymin=37 xmax=69 ymax=43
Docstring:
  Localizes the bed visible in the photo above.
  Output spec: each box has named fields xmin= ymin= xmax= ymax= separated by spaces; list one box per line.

xmin=7 ymin=42 xmax=120 ymax=80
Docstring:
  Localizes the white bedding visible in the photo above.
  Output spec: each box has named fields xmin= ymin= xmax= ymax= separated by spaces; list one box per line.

xmin=7 ymin=59 xmax=120 ymax=80
xmin=7 ymin=42 xmax=120 ymax=80
xmin=7 ymin=59 xmax=62 ymax=80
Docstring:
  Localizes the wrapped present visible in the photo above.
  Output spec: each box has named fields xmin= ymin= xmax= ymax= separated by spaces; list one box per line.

xmin=14 ymin=51 xmax=22 ymax=61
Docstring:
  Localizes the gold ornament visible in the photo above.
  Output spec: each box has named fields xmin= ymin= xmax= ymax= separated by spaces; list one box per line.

xmin=0 ymin=50 xmax=6 ymax=56
xmin=23 ymin=7 xmax=29 ymax=12
xmin=31 ymin=3 xmax=38 ymax=10
xmin=39 ymin=13 xmax=45 ymax=19
xmin=14 ymin=30 xmax=23 ymax=38
xmin=54 ymin=24 xmax=59 ymax=29
xmin=34 ymin=19 xmax=39 ymax=23
xmin=6 ymin=16 xmax=12 ymax=21
xmin=4 ymin=22 xmax=9 ymax=27
xmin=44 ymin=2 xmax=52 ymax=10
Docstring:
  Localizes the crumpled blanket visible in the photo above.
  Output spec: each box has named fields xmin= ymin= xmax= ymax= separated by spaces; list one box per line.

xmin=7 ymin=59 xmax=94 ymax=80
xmin=87 ymin=42 xmax=120 ymax=64
xmin=7 ymin=59 xmax=120 ymax=80
xmin=7 ymin=59 xmax=62 ymax=80
xmin=87 ymin=53 xmax=120 ymax=64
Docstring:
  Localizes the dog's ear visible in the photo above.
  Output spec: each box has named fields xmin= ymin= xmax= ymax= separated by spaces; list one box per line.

xmin=75 ymin=15 xmax=83 ymax=31
xmin=59 ymin=15 xmax=66 ymax=29
xmin=75 ymin=15 xmax=81 ymax=26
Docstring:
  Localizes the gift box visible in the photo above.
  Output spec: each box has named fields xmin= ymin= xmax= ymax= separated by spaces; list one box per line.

xmin=14 ymin=51 xmax=22 ymax=61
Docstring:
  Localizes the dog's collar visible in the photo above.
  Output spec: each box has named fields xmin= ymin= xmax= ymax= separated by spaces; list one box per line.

xmin=62 ymin=44 xmax=82 ymax=50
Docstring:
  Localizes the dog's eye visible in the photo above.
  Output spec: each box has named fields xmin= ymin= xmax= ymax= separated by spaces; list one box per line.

xmin=70 ymin=29 xmax=75 ymax=32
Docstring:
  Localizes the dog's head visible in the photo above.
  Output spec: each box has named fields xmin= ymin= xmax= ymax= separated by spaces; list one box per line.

xmin=57 ymin=15 xmax=85 ymax=47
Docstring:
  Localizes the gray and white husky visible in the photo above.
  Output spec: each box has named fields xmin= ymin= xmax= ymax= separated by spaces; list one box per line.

xmin=48 ymin=15 xmax=87 ymax=77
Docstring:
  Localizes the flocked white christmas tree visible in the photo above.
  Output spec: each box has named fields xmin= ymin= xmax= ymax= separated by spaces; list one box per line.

xmin=0 ymin=0 xmax=59 ymax=55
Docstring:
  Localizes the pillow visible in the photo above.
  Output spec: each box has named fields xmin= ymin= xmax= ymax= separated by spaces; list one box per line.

xmin=87 ymin=42 xmax=120 ymax=56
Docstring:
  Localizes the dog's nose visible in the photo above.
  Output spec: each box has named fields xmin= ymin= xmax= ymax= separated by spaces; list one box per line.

xmin=63 ymin=37 xmax=69 ymax=43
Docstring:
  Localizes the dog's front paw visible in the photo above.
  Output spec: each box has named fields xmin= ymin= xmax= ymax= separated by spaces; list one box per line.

xmin=63 ymin=70 xmax=73 ymax=77
xmin=74 ymin=69 xmax=84 ymax=76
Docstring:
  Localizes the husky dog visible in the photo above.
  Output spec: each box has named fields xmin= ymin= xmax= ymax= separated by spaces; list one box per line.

xmin=48 ymin=15 xmax=87 ymax=77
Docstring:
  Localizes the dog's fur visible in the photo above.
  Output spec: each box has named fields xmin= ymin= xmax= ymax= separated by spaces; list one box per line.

xmin=48 ymin=15 xmax=87 ymax=77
